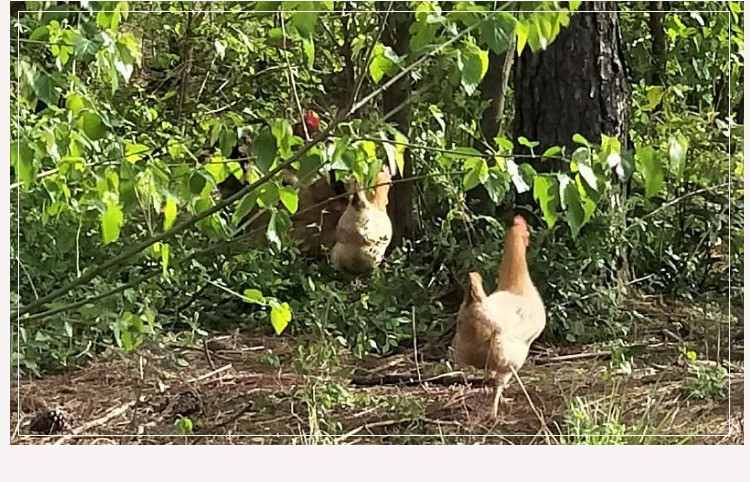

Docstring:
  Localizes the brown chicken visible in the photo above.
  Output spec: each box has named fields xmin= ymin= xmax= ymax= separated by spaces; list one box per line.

xmin=451 ymin=215 xmax=546 ymax=418
xmin=330 ymin=164 xmax=393 ymax=274
xmin=290 ymin=175 xmax=349 ymax=257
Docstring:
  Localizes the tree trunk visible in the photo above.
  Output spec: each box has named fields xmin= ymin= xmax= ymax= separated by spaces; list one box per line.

xmin=513 ymin=2 xmax=631 ymax=281
xmin=380 ymin=8 xmax=414 ymax=245
xmin=648 ymin=1 xmax=666 ymax=85
xmin=10 ymin=1 xmax=26 ymax=18
xmin=514 ymin=4 xmax=630 ymax=169
xmin=466 ymin=42 xmax=516 ymax=216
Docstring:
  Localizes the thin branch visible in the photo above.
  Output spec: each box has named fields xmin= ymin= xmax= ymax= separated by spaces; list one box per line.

xmin=52 ymin=400 xmax=137 ymax=444
xmin=280 ymin=10 xmax=309 ymax=141
xmin=351 ymin=1 xmax=393 ymax=106
xmin=627 ymin=182 xmax=731 ymax=228
xmin=349 ymin=10 xmax=497 ymax=115
xmin=21 ymin=272 xmax=159 ymax=323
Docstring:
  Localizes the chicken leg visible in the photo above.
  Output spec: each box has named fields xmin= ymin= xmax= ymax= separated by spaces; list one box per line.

xmin=491 ymin=371 xmax=514 ymax=418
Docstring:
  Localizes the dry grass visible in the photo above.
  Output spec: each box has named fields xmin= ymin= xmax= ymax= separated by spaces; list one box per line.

xmin=10 ymin=328 xmax=743 ymax=445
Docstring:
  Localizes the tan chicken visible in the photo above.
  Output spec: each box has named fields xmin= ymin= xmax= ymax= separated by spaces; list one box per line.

xmin=451 ymin=215 xmax=546 ymax=418
xmin=330 ymin=164 xmax=393 ymax=274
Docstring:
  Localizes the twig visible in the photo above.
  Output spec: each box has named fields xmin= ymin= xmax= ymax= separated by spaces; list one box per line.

xmin=21 ymin=272 xmax=159 ymax=323
xmin=52 ymin=400 xmax=137 ymax=444
xmin=351 ymin=1 xmax=393 ymax=106
xmin=18 ymin=259 xmax=39 ymax=300
xmin=411 ymin=306 xmax=422 ymax=384
xmin=75 ymin=220 xmax=82 ymax=277
xmin=203 ymin=338 xmax=216 ymax=371
xmin=627 ymin=182 xmax=731 ymax=228
xmin=279 ymin=11 xmax=308 ymax=141
xmin=350 ymin=372 xmax=485 ymax=387
xmin=508 ymin=366 xmax=553 ymax=441
xmin=334 ymin=418 xmax=415 ymax=443
xmin=186 ymin=363 xmax=232 ymax=384
xmin=533 ymin=351 xmax=612 ymax=364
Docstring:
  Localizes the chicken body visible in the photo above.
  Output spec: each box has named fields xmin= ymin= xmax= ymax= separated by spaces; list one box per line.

xmin=451 ymin=216 xmax=545 ymax=417
xmin=331 ymin=165 xmax=393 ymax=274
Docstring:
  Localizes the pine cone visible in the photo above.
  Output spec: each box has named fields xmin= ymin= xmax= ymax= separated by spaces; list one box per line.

xmin=30 ymin=409 xmax=66 ymax=434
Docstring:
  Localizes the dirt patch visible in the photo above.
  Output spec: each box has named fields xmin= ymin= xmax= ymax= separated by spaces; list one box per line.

xmin=10 ymin=327 xmax=743 ymax=445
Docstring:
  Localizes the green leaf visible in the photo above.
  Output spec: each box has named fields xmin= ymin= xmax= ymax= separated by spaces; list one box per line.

xmin=253 ymin=129 xmax=277 ymax=173
xmin=667 ymin=133 xmax=688 ymax=176
xmin=65 ymin=93 xmax=85 ymax=114
xmin=635 ymin=146 xmax=664 ymax=198
xmin=30 ymin=26 xmax=50 ymax=41
xmin=33 ymin=74 xmax=60 ymax=107
xmin=572 ymin=133 xmax=590 ymax=147
xmin=542 ymin=146 xmax=562 ymax=159
xmin=124 ymin=142 xmax=149 ymax=163
xmin=80 ymin=111 xmax=107 ymax=140
xmin=495 ymin=136 xmax=514 ymax=153
xmin=271 ymin=119 xmax=293 ymax=158
xmin=515 ymin=19 xmax=529 ymax=55
xmin=101 ymin=199 xmax=124 ymax=244
xmin=279 ymin=186 xmax=299 ymax=214
xmin=458 ymin=45 xmax=489 ymax=96
xmin=243 ymin=289 xmax=265 ymax=304
xmin=266 ymin=210 xmax=283 ymax=249
xmin=219 ymin=129 xmax=237 ymax=157
xmin=114 ymin=42 xmax=134 ymax=82
xmin=369 ymin=43 xmax=400 ymax=84
xmin=533 ymin=174 xmax=560 ymax=228
xmin=164 ymin=197 xmax=177 ymax=230
xmin=11 ymin=141 xmax=35 ymax=189
xmin=255 ymin=1 xmax=280 ymax=13
xmin=232 ymin=192 xmax=257 ymax=227
xmin=188 ymin=172 xmax=207 ymax=195
xmin=645 ymin=86 xmax=664 ymax=111
xmin=214 ymin=40 xmax=226 ymax=60
xmin=205 ymin=159 xmax=228 ymax=183
xmin=380 ymin=132 xmax=406 ymax=176
xmin=299 ymin=149 xmax=323 ymax=180
xmin=291 ymin=11 xmax=319 ymax=38
xmin=601 ymin=134 xmax=622 ymax=168
xmin=517 ymin=136 xmax=539 ymax=150
xmin=462 ymin=157 xmax=489 ymax=190
xmin=161 ymin=243 xmax=170 ymax=277
xmin=484 ymin=165 xmax=509 ymax=204
xmin=269 ymin=301 xmax=292 ymax=335
xmin=480 ymin=12 xmax=516 ymax=53
xmin=256 ymin=182 xmax=279 ymax=208
xmin=575 ymin=162 xmax=598 ymax=193
xmin=559 ymin=175 xmax=585 ymax=237
xmin=70 ymin=32 xmax=99 ymax=57
xmin=302 ymin=36 xmax=315 ymax=69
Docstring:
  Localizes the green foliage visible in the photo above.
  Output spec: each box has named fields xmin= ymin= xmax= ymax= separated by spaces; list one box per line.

xmin=559 ymin=391 xmax=676 ymax=445
xmin=10 ymin=2 xmax=741 ymax=380
xmin=680 ymin=347 xmax=729 ymax=401
xmin=173 ymin=415 xmax=194 ymax=435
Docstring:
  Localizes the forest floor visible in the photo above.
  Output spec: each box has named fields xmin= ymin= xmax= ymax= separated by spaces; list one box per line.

xmin=10 ymin=296 xmax=744 ymax=445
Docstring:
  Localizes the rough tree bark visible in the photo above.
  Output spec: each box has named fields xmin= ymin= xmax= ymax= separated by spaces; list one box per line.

xmin=514 ymin=4 xmax=630 ymax=171
xmin=380 ymin=8 xmax=414 ymax=245
xmin=466 ymin=43 xmax=516 ymax=217
xmin=513 ymin=2 xmax=631 ymax=280
xmin=10 ymin=1 xmax=26 ymax=18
